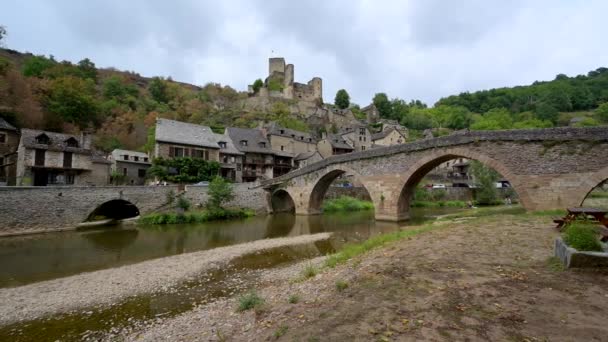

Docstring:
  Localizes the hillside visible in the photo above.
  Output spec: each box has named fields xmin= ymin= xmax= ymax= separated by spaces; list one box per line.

xmin=1 ymin=47 xmax=607 ymax=152
xmin=0 ymin=49 xmax=327 ymax=152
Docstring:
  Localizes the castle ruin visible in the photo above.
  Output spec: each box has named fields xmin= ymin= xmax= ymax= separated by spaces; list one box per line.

xmin=249 ymin=58 xmax=323 ymax=104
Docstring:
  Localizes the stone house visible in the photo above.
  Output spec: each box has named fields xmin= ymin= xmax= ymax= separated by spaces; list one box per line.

xmin=294 ymin=151 xmax=323 ymax=169
xmin=361 ymin=103 xmax=380 ymax=123
xmin=340 ymin=124 xmax=373 ymax=152
xmin=155 ymin=119 xmax=221 ymax=162
xmin=109 ymin=149 xmax=151 ymax=185
xmin=154 ymin=119 xmax=244 ymax=183
xmin=317 ymin=134 xmax=354 ymax=158
xmin=262 ymin=122 xmax=317 ymax=156
xmin=371 ymin=127 xmax=406 ymax=147
xmin=15 ymin=129 xmax=110 ymax=186
xmin=228 ymin=127 xmax=283 ymax=182
xmin=0 ymin=117 xmax=19 ymax=185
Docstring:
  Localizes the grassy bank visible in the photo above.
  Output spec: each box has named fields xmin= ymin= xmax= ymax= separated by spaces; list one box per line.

xmin=410 ymin=200 xmax=466 ymax=208
xmin=139 ymin=208 xmax=255 ymax=225
xmin=322 ymin=196 xmax=374 ymax=212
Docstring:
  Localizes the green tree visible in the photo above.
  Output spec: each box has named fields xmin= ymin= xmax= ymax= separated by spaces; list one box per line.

xmin=572 ymin=117 xmax=600 ymax=127
xmin=470 ymin=108 xmax=513 ymax=130
xmin=103 ymin=75 xmax=139 ymax=101
xmin=252 ymin=79 xmax=263 ymax=93
xmin=470 ymin=161 xmax=499 ymax=205
xmin=596 ymin=102 xmax=608 ymax=123
xmin=207 ymin=176 xmax=234 ymax=209
xmin=373 ymin=93 xmax=392 ymax=119
xmin=334 ymin=89 xmax=350 ymax=109
xmin=512 ymin=118 xmax=553 ymax=129
xmin=77 ymin=58 xmax=97 ymax=81
xmin=148 ymin=77 xmax=170 ymax=103
xmin=22 ymin=55 xmax=56 ymax=77
xmin=401 ymin=107 xmax=434 ymax=130
xmin=535 ymin=102 xmax=559 ymax=124
xmin=46 ymin=76 xmax=99 ymax=127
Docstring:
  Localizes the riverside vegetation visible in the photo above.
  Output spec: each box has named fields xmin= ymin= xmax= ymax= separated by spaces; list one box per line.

xmin=139 ymin=176 xmax=254 ymax=225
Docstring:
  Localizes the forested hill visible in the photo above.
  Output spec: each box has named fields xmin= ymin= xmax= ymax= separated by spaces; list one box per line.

xmin=436 ymin=68 xmax=608 ymax=122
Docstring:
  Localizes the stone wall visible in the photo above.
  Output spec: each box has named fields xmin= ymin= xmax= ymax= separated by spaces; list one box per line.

xmin=0 ymin=182 xmax=268 ymax=236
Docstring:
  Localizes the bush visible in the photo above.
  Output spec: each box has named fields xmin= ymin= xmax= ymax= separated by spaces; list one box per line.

xmin=563 ymin=222 xmax=603 ymax=252
xmin=208 ymin=176 xmax=234 ymax=209
xmin=288 ymin=294 xmax=300 ymax=304
xmin=237 ymin=291 xmax=264 ymax=312
xmin=322 ymin=196 xmax=374 ymax=212
xmin=138 ymin=208 xmax=254 ymax=225
xmin=335 ymin=280 xmax=349 ymax=292
xmin=301 ymin=264 xmax=318 ymax=279
xmin=177 ymin=196 xmax=191 ymax=211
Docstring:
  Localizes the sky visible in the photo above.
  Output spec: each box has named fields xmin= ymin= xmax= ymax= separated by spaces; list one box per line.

xmin=2 ymin=1 xmax=607 ymax=106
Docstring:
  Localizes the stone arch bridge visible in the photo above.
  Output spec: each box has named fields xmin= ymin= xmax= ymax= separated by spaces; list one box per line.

xmin=262 ymin=127 xmax=608 ymax=221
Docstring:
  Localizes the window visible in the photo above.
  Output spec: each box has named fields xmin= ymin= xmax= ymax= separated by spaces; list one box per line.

xmin=259 ymin=142 xmax=266 ymax=148
xmin=237 ymin=163 xmax=242 ymax=171
xmin=0 ymin=133 xmax=5 ymax=144
xmin=358 ymin=136 xmax=362 ymax=141
xmin=193 ymin=149 xmax=204 ymax=158
xmin=63 ymin=152 xmax=72 ymax=168
xmin=123 ymin=155 xmax=129 ymax=161
xmin=144 ymin=157 xmax=149 ymax=162
xmin=240 ymin=140 xmax=248 ymax=146
xmin=134 ymin=156 xmax=139 ymax=162
xmin=204 ymin=150 xmax=209 ymax=160
xmin=0 ymin=157 xmax=3 ymax=166
xmin=65 ymin=173 xmax=75 ymax=185
xmin=280 ymin=146 xmax=284 ymax=151
xmin=280 ymin=130 xmax=285 ymax=134
xmin=230 ymin=156 xmax=235 ymax=163
xmin=65 ymin=138 xmax=79 ymax=148
xmin=359 ymin=128 xmax=366 ymax=135
xmin=174 ymin=147 xmax=184 ymax=157
xmin=218 ymin=141 xmax=227 ymax=149
xmin=35 ymin=149 xmax=45 ymax=166
xmin=222 ymin=155 xmax=229 ymax=163
xmin=123 ymin=167 xmax=128 ymax=176
xmin=36 ymin=134 xmax=50 ymax=145
xmin=138 ymin=169 xmax=146 ymax=178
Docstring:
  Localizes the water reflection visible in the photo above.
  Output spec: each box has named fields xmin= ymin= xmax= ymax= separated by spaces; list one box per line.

xmin=0 ymin=207 xmax=461 ymax=287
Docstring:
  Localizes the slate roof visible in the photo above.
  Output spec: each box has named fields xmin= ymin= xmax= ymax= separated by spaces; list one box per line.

xmin=20 ymin=129 xmax=91 ymax=154
xmin=216 ymin=132 xmax=244 ymax=155
xmin=326 ymin=134 xmax=354 ymax=150
xmin=265 ymin=122 xmax=315 ymax=143
xmin=155 ymin=119 xmax=220 ymax=149
xmin=294 ymin=151 xmax=319 ymax=161
xmin=227 ymin=127 xmax=275 ymax=154
xmin=371 ymin=127 xmax=402 ymax=141
xmin=0 ymin=117 xmax=17 ymax=131
xmin=91 ymin=151 xmax=111 ymax=164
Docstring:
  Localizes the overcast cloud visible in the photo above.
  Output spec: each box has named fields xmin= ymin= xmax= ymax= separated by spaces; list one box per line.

xmin=2 ymin=1 xmax=607 ymax=105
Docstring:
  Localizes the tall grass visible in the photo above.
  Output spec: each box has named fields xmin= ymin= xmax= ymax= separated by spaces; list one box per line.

xmin=322 ymin=196 xmax=374 ymax=212
xmin=139 ymin=208 xmax=254 ymax=225
xmin=563 ymin=222 xmax=603 ymax=252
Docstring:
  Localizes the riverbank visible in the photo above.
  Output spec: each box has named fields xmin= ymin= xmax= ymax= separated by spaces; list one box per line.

xmin=0 ymin=232 xmax=331 ymax=325
xmin=120 ymin=207 xmax=608 ymax=341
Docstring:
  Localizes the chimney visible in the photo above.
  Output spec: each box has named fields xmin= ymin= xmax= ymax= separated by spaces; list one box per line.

xmin=80 ymin=130 xmax=93 ymax=150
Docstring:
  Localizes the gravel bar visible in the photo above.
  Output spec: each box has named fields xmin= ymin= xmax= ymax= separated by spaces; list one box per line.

xmin=0 ymin=232 xmax=332 ymax=325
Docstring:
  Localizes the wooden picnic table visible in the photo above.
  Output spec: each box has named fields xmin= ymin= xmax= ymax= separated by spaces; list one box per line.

xmin=554 ymin=207 xmax=608 ymax=241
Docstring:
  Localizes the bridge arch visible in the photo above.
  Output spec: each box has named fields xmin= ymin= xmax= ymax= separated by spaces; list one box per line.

xmin=86 ymin=199 xmax=141 ymax=222
xmin=308 ymin=165 xmax=374 ymax=214
xmin=577 ymin=165 xmax=608 ymax=207
xmin=395 ymin=147 xmax=531 ymax=218
xmin=270 ymin=189 xmax=296 ymax=213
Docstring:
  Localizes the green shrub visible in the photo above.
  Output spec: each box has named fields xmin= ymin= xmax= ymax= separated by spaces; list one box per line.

xmin=273 ymin=325 xmax=288 ymax=338
xmin=335 ymin=280 xmax=349 ymax=292
xmin=237 ymin=291 xmax=264 ymax=312
xmin=288 ymin=294 xmax=300 ymax=304
xmin=301 ymin=264 xmax=318 ymax=279
xmin=563 ymin=222 xmax=603 ymax=252
xmin=138 ymin=208 xmax=254 ymax=225
xmin=177 ymin=196 xmax=191 ymax=211
xmin=322 ymin=196 xmax=374 ymax=212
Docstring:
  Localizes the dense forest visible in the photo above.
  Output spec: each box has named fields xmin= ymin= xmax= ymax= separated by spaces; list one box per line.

xmin=1 ymin=41 xmax=607 ymax=153
xmin=372 ymin=67 xmax=608 ymax=134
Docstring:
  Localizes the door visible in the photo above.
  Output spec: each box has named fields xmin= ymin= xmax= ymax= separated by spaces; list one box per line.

xmin=33 ymin=169 xmax=48 ymax=186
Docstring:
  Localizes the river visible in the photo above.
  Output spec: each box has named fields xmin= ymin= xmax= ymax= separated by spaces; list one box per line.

xmin=0 ymin=208 xmax=461 ymax=288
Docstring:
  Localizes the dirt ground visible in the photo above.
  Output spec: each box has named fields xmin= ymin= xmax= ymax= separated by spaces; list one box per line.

xmin=129 ymin=209 xmax=608 ymax=341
